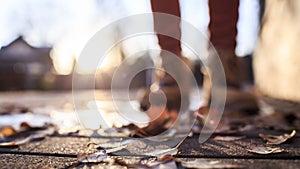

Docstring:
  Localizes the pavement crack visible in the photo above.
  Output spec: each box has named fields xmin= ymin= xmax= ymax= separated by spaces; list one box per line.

xmin=0 ymin=150 xmax=77 ymax=158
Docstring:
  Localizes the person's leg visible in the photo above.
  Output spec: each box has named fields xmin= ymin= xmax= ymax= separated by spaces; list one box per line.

xmin=140 ymin=0 xmax=191 ymax=113
xmin=151 ymin=0 xmax=182 ymax=56
xmin=202 ymin=0 xmax=258 ymax=113
xmin=208 ymin=0 xmax=240 ymax=88
xmin=135 ymin=0 xmax=192 ymax=137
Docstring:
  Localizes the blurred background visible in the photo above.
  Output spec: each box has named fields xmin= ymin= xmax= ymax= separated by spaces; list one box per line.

xmin=0 ymin=0 xmax=261 ymax=91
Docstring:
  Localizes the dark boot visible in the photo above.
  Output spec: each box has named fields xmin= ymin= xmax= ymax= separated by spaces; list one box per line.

xmin=202 ymin=0 xmax=258 ymax=114
xmin=139 ymin=54 xmax=192 ymax=113
xmin=202 ymin=48 xmax=258 ymax=114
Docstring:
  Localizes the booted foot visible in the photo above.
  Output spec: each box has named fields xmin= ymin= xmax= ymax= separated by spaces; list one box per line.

xmin=131 ymin=106 xmax=178 ymax=137
xmin=139 ymin=85 xmax=189 ymax=112
xmin=139 ymin=55 xmax=192 ymax=112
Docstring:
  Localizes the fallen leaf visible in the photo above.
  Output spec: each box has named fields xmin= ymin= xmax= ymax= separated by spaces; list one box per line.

xmin=0 ymin=136 xmax=31 ymax=146
xmin=97 ymin=139 xmax=133 ymax=149
xmin=180 ymin=159 xmax=242 ymax=169
xmin=215 ymin=124 xmax=256 ymax=134
xmin=113 ymin=157 xmax=151 ymax=168
xmin=0 ymin=103 xmax=30 ymax=115
xmin=152 ymin=160 xmax=177 ymax=169
xmin=77 ymin=150 xmax=110 ymax=163
xmin=124 ymin=140 xmax=172 ymax=155
xmin=116 ymin=123 xmax=139 ymax=132
xmin=77 ymin=142 xmax=126 ymax=163
xmin=0 ymin=126 xmax=55 ymax=147
xmin=30 ymin=126 xmax=56 ymax=139
xmin=143 ymin=147 xmax=178 ymax=158
xmin=84 ymin=141 xmax=128 ymax=159
xmin=237 ymin=124 xmax=255 ymax=132
xmin=247 ymin=146 xmax=284 ymax=154
xmin=105 ymin=145 xmax=127 ymax=154
xmin=259 ymin=130 xmax=296 ymax=145
xmin=158 ymin=154 xmax=174 ymax=161
xmin=140 ymin=154 xmax=177 ymax=168
xmin=0 ymin=126 xmax=16 ymax=138
xmin=213 ymin=136 xmax=245 ymax=141
xmin=0 ymin=113 xmax=53 ymax=131
xmin=114 ymin=156 xmax=177 ymax=168
xmin=131 ymin=106 xmax=177 ymax=137
xmin=142 ymin=120 xmax=193 ymax=158
xmin=20 ymin=122 xmax=47 ymax=131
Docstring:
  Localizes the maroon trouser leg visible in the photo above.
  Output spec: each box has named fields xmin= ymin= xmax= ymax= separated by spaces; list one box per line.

xmin=151 ymin=0 xmax=239 ymax=55
xmin=209 ymin=0 xmax=239 ymax=51
xmin=150 ymin=0 xmax=240 ymax=103
xmin=150 ymin=0 xmax=182 ymax=56
xmin=145 ymin=0 xmax=189 ymax=112
xmin=208 ymin=0 xmax=240 ymax=88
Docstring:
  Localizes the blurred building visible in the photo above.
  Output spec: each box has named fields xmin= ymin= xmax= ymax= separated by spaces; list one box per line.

xmin=0 ymin=36 xmax=154 ymax=90
xmin=0 ymin=37 xmax=52 ymax=90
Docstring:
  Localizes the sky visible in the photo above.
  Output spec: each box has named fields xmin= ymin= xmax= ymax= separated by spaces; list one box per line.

xmin=0 ymin=0 xmax=260 ymax=75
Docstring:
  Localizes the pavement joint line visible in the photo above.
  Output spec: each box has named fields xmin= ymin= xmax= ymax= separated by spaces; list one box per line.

xmin=175 ymin=154 xmax=300 ymax=160
xmin=0 ymin=150 xmax=151 ymax=158
xmin=1 ymin=150 xmax=300 ymax=160
xmin=0 ymin=150 xmax=77 ymax=158
xmin=49 ymin=134 xmax=300 ymax=139
xmin=51 ymin=135 xmax=125 ymax=139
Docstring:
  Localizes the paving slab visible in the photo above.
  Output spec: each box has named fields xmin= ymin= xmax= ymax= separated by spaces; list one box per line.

xmin=1 ymin=154 xmax=300 ymax=169
xmin=178 ymin=135 xmax=300 ymax=159
xmin=177 ymin=158 xmax=300 ymax=169
xmin=1 ymin=134 xmax=299 ymax=158
xmin=0 ymin=154 xmax=76 ymax=169
xmin=0 ymin=91 xmax=299 ymax=168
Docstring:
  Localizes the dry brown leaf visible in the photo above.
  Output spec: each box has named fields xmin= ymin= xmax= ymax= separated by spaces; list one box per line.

xmin=0 ymin=103 xmax=30 ymax=115
xmin=247 ymin=146 xmax=284 ymax=154
xmin=0 ymin=126 xmax=16 ymax=138
xmin=113 ymin=156 xmax=177 ymax=168
xmin=144 ymin=147 xmax=178 ymax=158
xmin=105 ymin=145 xmax=127 ymax=154
xmin=151 ymin=160 xmax=177 ymax=169
xmin=77 ymin=143 xmax=127 ymax=164
xmin=90 ymin=124 xmax=140 ymax=137
xmin=213 ymin=136 xmax=246 ymax=141
xmin=113 ymin=157 xmax=151 ymax=168
xmin=20 ymin=122 xmax=45 ymax=131
xmin=180 ymin=159 xmax=242 ymax=169
xmin=259 ymin=130 xmax=296 ymax=145
xmin=0 ymin=126 xmax=55 ymax=147
xmin=30 ymin=126 xmax=56 ymax=139
xmin=77 ymin=150 xmax=110 ymax=163
xmin=0 ymin=113 xmax=53 ymax=131
xmin=131 ymin=106 xmax=177 ymax=137
xmin=97 ymin=139 xmax=133 ymax=149
xmin=139 ymin=154 xmax=177 ymax=168
xmin=142 ymin=120 xmax=193 ymax=158
xmin=0 ymin=136 xmax=31 ymax=146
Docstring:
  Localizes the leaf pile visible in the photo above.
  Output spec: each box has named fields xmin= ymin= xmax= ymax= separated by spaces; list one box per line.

xmin=0 ymin=122 xmax=55 ymax=146
xmin=247 ymin=146 xmax=284 ymax=155
xmin=259 ymin=130 xmax=296 ymax=145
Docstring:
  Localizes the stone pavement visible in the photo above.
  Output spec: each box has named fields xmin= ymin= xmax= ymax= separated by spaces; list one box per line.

xmin=0 ymin=91 xmax=299 ymax=168
xmin=0 ymin=133 xmax=299 ymax=168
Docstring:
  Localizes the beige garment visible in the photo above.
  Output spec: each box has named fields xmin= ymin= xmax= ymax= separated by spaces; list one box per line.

xmin=254 ymin=0 xmax=300 ymax=102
